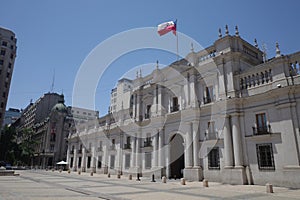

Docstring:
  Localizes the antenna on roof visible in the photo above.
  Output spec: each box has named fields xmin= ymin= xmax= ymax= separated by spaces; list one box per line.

xmin=50 ymin=68 xmax=55 ymax=93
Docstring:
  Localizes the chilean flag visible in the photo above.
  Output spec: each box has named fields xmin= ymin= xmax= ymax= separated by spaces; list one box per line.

xmin=157 ymin=20 xmax=177 ymax=36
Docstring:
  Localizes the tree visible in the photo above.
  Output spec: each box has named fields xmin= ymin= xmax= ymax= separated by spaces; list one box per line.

xmin=0 ymin=126 xmax=20 ymax=165
xmin=18 ymin=128 xmax=38 ymax=166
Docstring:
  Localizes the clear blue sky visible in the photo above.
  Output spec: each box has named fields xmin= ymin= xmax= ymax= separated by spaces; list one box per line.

xmin=1 ymin=0 xmax=299 ymax=116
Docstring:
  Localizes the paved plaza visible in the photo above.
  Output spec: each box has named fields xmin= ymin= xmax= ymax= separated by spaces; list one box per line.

xmin=0 ymin=170 xmax=300 ymax=200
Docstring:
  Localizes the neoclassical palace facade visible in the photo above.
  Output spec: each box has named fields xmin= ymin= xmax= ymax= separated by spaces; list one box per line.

xmin=67 ymin=29 xmax=300 ymax=188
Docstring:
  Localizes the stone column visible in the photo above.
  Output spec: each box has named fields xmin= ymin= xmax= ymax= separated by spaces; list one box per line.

xmin=153 ymin=87 xmax=157 ymax=116
xmin=192 ymin=121 xmax=200 ymax=168
xmin=136 ymin=136 xmax=141 ymax=170
xmin=103 ymin=143 xmax=109 ymax=174
xmin=152 ymin=133 xmax=158 ymax=167
xmin=158 ymin=129 xmax=164 ymax=167
xmin=131 ymin=136 xmax=136 ymax=167
xmin=136 ymin=92 xmax=141 ymax=121
xmin=232 ymin=114 xmax=243 ymax=167
xmin=157 ymin=85 xmax=162 ymax=115
xmin=190 ymin=74 xmax=196 ymax=107
xmin=133 ymin=94 xmax=136 ymax=119
xmin=185 ymin=123 xmax=193 ymax=168
xmin=224 ymin=116 xmax=234 ymax=167
xmin=66 ymin=147 xmax=70 ymax=169
xmin=91 ymin=146 xmax=96 ymax=172
xmin=81 ymin=147 xmax=86 ymax=172
xmin=73 ymin=146 xmax=77 ymax=171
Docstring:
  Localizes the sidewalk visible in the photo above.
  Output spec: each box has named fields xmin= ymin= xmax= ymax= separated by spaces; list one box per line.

xmin=0 ymin=170 xmax=299 ymax=200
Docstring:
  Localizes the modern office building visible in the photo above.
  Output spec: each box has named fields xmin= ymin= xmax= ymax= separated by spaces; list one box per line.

xmin=0 ymin=27 xmax=17 ymax=128
xmin=2 ymin=108 xmax=21 ymax=127
xmin=67 ymin=27 xmax=300 ymax=188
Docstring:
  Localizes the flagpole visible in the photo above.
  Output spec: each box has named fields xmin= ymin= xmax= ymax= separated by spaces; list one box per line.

xmin=176 ymin=31 xmax=179 ymax=61
xmin=176 ymin=19 xmax=179 ymax=61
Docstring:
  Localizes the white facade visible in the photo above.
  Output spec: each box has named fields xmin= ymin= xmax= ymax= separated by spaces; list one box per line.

xmin=110 ymin=78 xmax=133 ymax=113
xmin=67 ymin=29 xmax=300 ymax=188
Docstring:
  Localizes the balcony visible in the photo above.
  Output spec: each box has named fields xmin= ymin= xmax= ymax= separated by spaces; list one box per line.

xmin=203 ymin=97 xmax=212 ymax=104
xmin=110 ymin=145 xmax=116 ymax=150
xmin=171 ymin=105 xmax=180 ymax=112
xmin=124 ymin=143 xmax=131 ymax=149
xmin=145 ymin=113 xmax=150 ymax=119
xmin=97 ymin=147 xmax=102 ymax=152
xmin=252 ymin=125 xmax=271 ymax=135
xmin=144 ymin=140 xmax=152 ymax=147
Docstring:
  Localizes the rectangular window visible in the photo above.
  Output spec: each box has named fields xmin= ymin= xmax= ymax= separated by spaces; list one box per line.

xmin=124 ymin=136 xmax=131 ymax=149
xmin=70 ymin=157 xmax=73 ymax=168
xmin=125 ymin=154 xmax=130 ymax=169
xmin=87 ymin=156 xmax=91 ymax=168
xmin=254 ymin=113 xmax=269 ymax=135
xmin=98 ymin=141 xmax=103 ymax=151
xmin=256 ymin=143 xmax=275 ymax=170
xmin=171 ymin=97 xmax=179 ymax=112
xmin=97 ymin=156 xmax=102 ymax=168
xmin=208 ymin=147 xmax=220 ymax=170
xmin=2 ymin=41 xmax=7 ymax=47
xmin=0 ymin=60 xmax=3 ymax=65
xmin=110 ymin=155 xmax=115 ymax=169
xmin=111 ymin=139 xmax=115 ymax=150
xmin=144 ymin=133 xmax=152 ymax=147
xmin=145 ymin=105 xmax=151 ymax=119
xmin=0 ymin=49 xmax=5 ymax=55
xmin=204 ymin=86 xmax=214 ymax=104
xmin=78 ymin=157 xmax=82 ymax=168
xmin=50 ymin=144 xmax=54 ymax=152
xmin=145 ymin=152 xmax=152 ymax=169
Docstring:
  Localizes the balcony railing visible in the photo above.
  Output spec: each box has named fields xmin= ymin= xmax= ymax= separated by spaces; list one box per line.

xmin=124 ymin=143 xmax=131 ymax=149
xmin=110 ymin=145 xmax=116 ymax=150
xmin=144 ymin=140 xmax=152 ymax=147
xmin=252 ymin=125 xmax=271 ymax=135
xmin=78 ymin=149 xmax=82 ymax=154
xmin=97 ymin=147 xmax=102 ymax=152
xmin=203 ymin=97 xmax=212 ymax=104
xmin=145 ymin=113 xmax=150 ymax=119
xmin=70 ymin=150 xmax=74 ymax=154
xmin=171 ymin=105 xmax=180 ymax=112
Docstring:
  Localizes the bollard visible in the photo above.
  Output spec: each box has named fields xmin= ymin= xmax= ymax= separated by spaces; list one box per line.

xmin=52 ymin=169 xmax=54 ymax=172
xmin=59 ymin=169 xmax=62 ymax=173
xmin=107 ymin=173 xmax=110 ymax=178
xmin=78 ymin=170 xmax=81 ymax=175
xmin=174 ymin=175 xmax=177 ymax=180
xmin=203 ymin=179 xmax=208 ymax=187
xmin=68 ymin=169 xmax=71 ymax=174
xmin=136 ymin=173 xmax=141 ymax=181
xmin=180 ymin=178 xmax=186 ymax=185
xmin=128 ymin=174 xmax=132 ymax=180
xmin=90 ymin=171 xmax=93 ymax=176
xmin=266 ymin=183 xmax=273 ymax=193
xmin=162 ymin=176 xmax=167 ymax=183
xmin=117 ymin=174 xmax=121 ymax=179
xmin=151 ymin=174 xmax=156 ymax=182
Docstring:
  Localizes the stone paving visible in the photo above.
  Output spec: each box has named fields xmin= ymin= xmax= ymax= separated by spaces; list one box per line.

xmin=0 ymin=170 xmax=300 ymax=200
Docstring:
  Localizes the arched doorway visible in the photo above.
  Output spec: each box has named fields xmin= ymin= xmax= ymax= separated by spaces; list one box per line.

xmin=169 ymin=134 xmax=184 ymax=179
